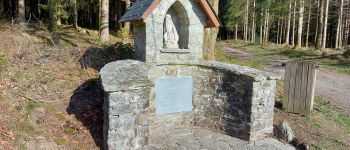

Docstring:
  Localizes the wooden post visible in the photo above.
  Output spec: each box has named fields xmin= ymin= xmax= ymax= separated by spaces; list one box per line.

xmin=283 ymin=61 xmax=317 ymax=115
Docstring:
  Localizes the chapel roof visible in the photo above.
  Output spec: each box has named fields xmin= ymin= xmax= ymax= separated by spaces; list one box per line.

xmin=119 ymin=0 xmax=220 ymax=27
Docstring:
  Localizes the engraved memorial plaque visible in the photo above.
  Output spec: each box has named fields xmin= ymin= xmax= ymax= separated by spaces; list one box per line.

xmin=156 ymin=77 xmax=193 ymax=115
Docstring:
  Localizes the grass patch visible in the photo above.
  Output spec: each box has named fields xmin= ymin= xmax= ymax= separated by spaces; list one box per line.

xmin=215 ymin=49 xmax=265 ymax=70
xmin=39 ymin=75 xmax=56 ymax=84
xmin=10 ymin=71 xmax=24 ymax=83
xmin=314 ymin=143 xmax=325 ymax=150
xmin=25 ymin=100 xmax=40 ymax=115
xmin=63 ymin=127 xmax=75 ymax=134
xmin=55 ymin=138 xmax=67 ymax=145
xmin=55 ymin=113 xmax=66 ymax=121
xmin=10 ymin=121 xmax=36 ymax=134
xmin=279 ymin=49 xmax=318 ymax=59
xmin=320 ymin=60 xmax=350 ymax=75
xmin=217 ymin=40 xmax=350 ymax=75
xmin=45 ymin=104 xmax=58 ymax=112
xmin=17 ymin=142 xmax=27 ymax=150
xmin=315 ymin=96 xmax=350 ymax=134
xmin=0 ymin=51 xmax=8 ymax=68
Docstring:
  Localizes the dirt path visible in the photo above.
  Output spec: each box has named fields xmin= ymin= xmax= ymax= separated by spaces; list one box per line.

xmin=223 ymin=46 xmax=350 ymax=114
xmin=223 ymin=46 xmax=251 ymax=60
xmin=315 ymin=70 xmax=350 ymax=114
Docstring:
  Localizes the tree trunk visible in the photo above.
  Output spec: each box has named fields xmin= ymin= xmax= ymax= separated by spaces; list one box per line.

xmin=244 ymin=0 xmax=249 ymax=42
xmin=296 ymin=0 xmax=304 ymax=48
xmin=314 ymin=0 xmax=319 ymax=45
xmin=264 ymin=2 xmax=270 ymax=44
xmin=38 ymin=0 xmax=41 ymax=18
xmin=0 ymin=0 xmax=4 ymax=15
xmin=264 ymin=9 xmax=267 ymax=43
xmin=10 ymin=0 xmax=15 ymax=17
xmin=346 ymin=18 xmax=350 ymax=46
xmin=336 ymin=0 xmax=344 ymax=48
xmin=280 ymin=17 xmax=284 ymax=44
xmin=18 ymin=0 xmax=25 ymax=23
xmin=305 ymin=2 xmax=311 ymax=47
xmin=266 ymin=7 xmax=270 ymax=43
xmin=251 ymin=0 xmax=256 ymax=43
xmin=55 ymin=0 xmax=62 ymax=27
xmin=72 ymin=0 xmax=78 ymax=28
xmin=56 ymin=16 xmax=61 ymax=26
xmin=260 ymin=11 xmax=263 ymax=44
xmin=322 ymin=0 xmax=329 ymax=49
xmin=235 ymin=23 xmax=238 ymax=40
xmin=99 ymin=0 xmax=109 ymax=42
xmin=316 ymin=0 xmax=324 ymax=49
xmin=48 ymin=0 xmax=56 ymax=32
xmin=277 ymin=17 xmax=280 ymax=44
xmin=285 ymin=2 xmax=292 ymax=45
xmin=116 ymin=0 xmax=122 ymax=29
xmin=292 ymin=0 xmax=296 ymax=47
xmin=203 ymin=0 xmax=219 ymax=60
xmin=123 ymin=0 xmax=131 ymax=32
xmin=345 ymin=5 xmax=350 ymax=46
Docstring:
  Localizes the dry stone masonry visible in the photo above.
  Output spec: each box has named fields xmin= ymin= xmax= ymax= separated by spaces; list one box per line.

xmin=100 ymin=0 xmax=279 ymax=149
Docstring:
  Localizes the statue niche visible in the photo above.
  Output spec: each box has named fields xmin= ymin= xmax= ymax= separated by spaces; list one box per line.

xmin=164 ymin=14 xmax=179 ymax=49
xmin=163 ymin=2 xmax=189 ymax=50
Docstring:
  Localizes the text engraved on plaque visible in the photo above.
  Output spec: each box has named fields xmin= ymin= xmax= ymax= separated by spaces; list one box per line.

xmin=156 ymin=77 xmax=193 ymax=115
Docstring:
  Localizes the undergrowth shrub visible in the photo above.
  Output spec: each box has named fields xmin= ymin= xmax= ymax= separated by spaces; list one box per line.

xmin=81 ymin=42 xmax=134 ymax=70
xmin=343 ymin=50 xmax=350 ymax=58
xmin=25 ymin=100 xmax=40 ymax=115
xmin=0 ymin=50 xmax=9 ymax=73
xmin=0 ymin=51 xmax=8 ymax=68
xmin=116 ymin=28 xmax=129 ymax=40
xmin=112 ymin=42 xmax=134 ymax=59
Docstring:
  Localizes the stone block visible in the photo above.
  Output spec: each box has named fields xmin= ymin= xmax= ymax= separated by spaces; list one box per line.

xmin=136 ymin=111 xmax=149 ymax=126
xmin=100 ymin=60 xmax=153 ymax=92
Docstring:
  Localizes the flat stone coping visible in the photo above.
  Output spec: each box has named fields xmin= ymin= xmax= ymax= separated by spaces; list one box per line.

xmin=161 ymin=48 xmax=191 ymax=53
xmin=156 ymin=61 xmax=281 ymax=81
xmin=100 ymin=60 xmax=281 ymax=92
xmin=146 ymin=128 xmax=295 ymax=150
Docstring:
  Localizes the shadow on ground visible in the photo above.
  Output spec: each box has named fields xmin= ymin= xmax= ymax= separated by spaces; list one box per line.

xmin=67 ymin=79 xmax=105 ymax=149
xmin=80 ymin=42 xmax=134 ymax=71
xmin=66 ymin=42 xmax=133 ymax=149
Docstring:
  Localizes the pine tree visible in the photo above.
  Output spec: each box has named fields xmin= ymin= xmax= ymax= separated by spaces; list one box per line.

xmin=18 ymin=0 xmax=25 ymax=23
xmin=203 ymin=0 xmax=220 ymax=60
xmin=48 ymin=0 xmax=57 ymax=32
xmin=316 ymin=0 xmax=324 ymax=49
xmin=99 ymin=0 xmax=109 ymax=42
xmin=322 ymin=0 xmax=330 ymax=49
xmin=296 ymin=0 xmax=304 ymax=48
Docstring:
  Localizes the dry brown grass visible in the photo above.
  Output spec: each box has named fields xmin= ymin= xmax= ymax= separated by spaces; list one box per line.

xmin=0 ymin=21 xmax=125 ymax=149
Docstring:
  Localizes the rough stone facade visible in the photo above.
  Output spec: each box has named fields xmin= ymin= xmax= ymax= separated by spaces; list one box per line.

xmin=101 ymin=60 xmax=153 ymax=150
xmin=102 ymin=0 xmax=278 ymax=149
xmin=133 ymin=0 xmax=206 ymax=62
xmin=101 ymin=60 xmax=279 ymax=150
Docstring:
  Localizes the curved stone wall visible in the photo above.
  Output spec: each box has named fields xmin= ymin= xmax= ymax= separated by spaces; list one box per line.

xmin=101 ymin=60 xmax=279 ymax=150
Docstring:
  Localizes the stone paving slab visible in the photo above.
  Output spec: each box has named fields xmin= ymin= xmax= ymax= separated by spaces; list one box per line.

xmin=146 ymin=128 xmax=295 ymax=150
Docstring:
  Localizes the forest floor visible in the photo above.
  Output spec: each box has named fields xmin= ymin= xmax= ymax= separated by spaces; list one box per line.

xmin=0 ymin=20 xmax=129 ymax=149
xmin=216 ymin=40 xmax=350 ymax=150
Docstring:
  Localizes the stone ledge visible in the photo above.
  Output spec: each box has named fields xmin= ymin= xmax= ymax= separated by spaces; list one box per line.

xmin=156 ymin=61 xmax=281 ymax=81
xmin=161 ymin=48 xmax=191 ymax=53
xmin=100 ymin=60 xmax=154 ymax=92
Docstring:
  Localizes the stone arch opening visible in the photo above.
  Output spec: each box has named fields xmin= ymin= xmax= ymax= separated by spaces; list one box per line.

xmin=163 ymin=1 xmax=190 ymax=49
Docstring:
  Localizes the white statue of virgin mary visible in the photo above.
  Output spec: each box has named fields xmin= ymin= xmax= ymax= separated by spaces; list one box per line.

xmin=164 ymin=14 xmax=179 ymax=48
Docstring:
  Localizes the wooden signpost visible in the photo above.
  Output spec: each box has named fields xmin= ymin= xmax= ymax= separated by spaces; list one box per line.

xmin=283 ymin=61 xmax=317 ymax=115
